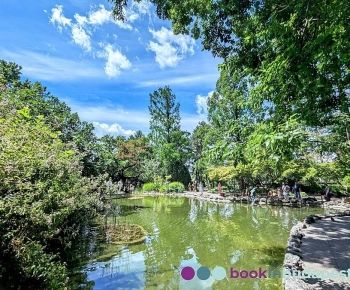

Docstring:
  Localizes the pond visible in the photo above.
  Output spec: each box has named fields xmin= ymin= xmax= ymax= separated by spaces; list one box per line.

xmin=69 ymin=196 xmax=324 ymax=290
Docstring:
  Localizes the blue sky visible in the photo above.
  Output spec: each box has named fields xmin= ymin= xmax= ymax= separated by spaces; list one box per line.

xmin=0 ymin=0 xmax=221 ymax=136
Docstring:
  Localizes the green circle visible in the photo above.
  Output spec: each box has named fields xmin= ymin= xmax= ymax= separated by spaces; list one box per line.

xmin=197 ymin=266 xmax=211 ymax=280
xmin=212 ymin=266 xmax=226 ymax=280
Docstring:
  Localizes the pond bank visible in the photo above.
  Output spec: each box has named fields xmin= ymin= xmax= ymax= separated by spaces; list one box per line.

xmin=283 ymin=203 xmax=350 ymax=290
xmin=137 ymin=191 xmax=326 ymax=207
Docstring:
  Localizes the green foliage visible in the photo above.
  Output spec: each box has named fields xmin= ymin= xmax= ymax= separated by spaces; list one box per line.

xmin=149 ymin=86 xmax=180 ymax=144
xmin=167 ymin=182 xmax=185 ymax=193
xmin=143 ymin=182 xmax=160 ymax=192
xmin=111 ymin=0 xmax=350 ymax=195
xmin=0 ymin=66 xmax=98 ymax=177
xmin=207 ymin=166 xmax=236 ymax=182
xmin=148 ymin=86 xmax=192 ymax=185
xmin=0 ymin=61 xmax=102 ymax=289
xmin=0 ymin=59 xmax=21 ymax=89
xmin=142 ymin=181 xmax=185 ymax=193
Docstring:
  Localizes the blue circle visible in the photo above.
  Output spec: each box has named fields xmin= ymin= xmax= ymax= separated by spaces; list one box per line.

xmin=212 ymin=266 xmax=226 ymax=280
xmin=197 ymin=266 xmax=211 ymax=280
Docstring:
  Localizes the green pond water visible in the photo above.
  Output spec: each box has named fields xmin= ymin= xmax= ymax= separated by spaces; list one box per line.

xmin=69 ymin=196 xmax=324 ymax=290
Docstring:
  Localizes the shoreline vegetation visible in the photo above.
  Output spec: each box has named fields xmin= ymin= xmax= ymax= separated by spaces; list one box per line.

xmin=1 ymin=0 xmax=350 ymax=288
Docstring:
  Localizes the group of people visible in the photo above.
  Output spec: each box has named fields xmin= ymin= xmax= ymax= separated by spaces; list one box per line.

xmin=190 ymin=180 xmax=332 ymax=202
xmin=249 ymin=182 xmax=304 ymax=202
xmin=277 ymin=182 xmax=301 ymax=201
xmin=188 ymin=181 xmax=205 ymax=194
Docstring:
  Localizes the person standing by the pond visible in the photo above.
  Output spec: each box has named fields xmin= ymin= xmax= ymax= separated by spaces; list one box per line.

xmin=250 ymin=186 xmax=257 ymax=205
xmin=117 ymin=180 xmax=123 ymax=194
xmin=282 ymin=182 xmax=290 ymax=201
xmin=218 ymin=182 xmax=223 ymax=196
xmin=324 ymin=185 xmax=332 ymax=201
xmin=293 ymin=181 xmax=301 ymax=201
xmin=199 ymin=181 xmax=204 ymax=195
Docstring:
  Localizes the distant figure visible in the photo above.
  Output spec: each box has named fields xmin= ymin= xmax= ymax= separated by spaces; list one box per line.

xmin=324 ymin=186 xmax=331 ymax=201
xmin=282 ymin=183 xmax=290 ymax=201
xmin=218 ymin=182 xmax=223 ymax=197
xmin=277 ymin=187 xmax=283 ymax=199
xmin=293 ymin=182 xmax=301 ymax=200
xmin=117 ymin=180 xmax=123 ymax=194
xmin=250 ymin=186 xmax=257 ymax=204
xmin=199 ymin=181 xmax=204 ymax=195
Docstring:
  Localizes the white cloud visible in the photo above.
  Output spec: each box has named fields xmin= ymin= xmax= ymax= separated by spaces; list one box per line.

xmin=132 ymin=0 xmax=151 ymax=14
xmin=68 ymin=103 xmax=150 ymax=127
xmin=148 ymin=27 xmax=195 ymax=68
xmin=128 ymin=0 xmax=152 ymax=20
xmin=50 ymin=5 xmax=91 ymax=51
xmin=50 ymin=5 xmax=72 ymax=29
xmin=0 ymin=49 xmax=101 ymax=81
xmin=68 ymin=101 xmax=204 ymax=134
xmin=74 ymin=14 xmax=88 ymax=26
xmin=66 ymin=102 xmax=150 ymax=133
xmin=196 ymin=91 xmax=213 ymax=115
xmin=148 ymin=41 xmax=179 ymax=68
xmin=71 ymin=24 xmax=91 ymax=51
xmin=113 ymin=19 xmax=133 ymax=30
xmin=88 ymin=5 xmax=111 ymax=25
xmin=93 ymin=122 xmax=136 ymax=137
xmin=139 ymin=74 xmax=218 ymax=87
xmin=76 ymin=4 xmax=133 ymax=30
xmin=98 ymin=44 xmax=132 ymax=77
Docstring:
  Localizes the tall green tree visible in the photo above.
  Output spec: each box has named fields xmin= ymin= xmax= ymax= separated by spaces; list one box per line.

xmin=149 ymin=86 xmax=180 ymax=144
xmin=148 ymin=86 xmax=191 ymax=185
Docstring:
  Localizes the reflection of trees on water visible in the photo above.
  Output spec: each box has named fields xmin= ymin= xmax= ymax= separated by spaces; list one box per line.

xmin=71 ymin=197 xmax=324 ymax=290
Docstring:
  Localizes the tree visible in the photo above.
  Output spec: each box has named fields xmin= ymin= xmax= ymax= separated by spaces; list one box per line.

xmin=148 ymin=86 xmax=191 ymax=185
xmin=0 ymin=60 xmax=98 ymax=176
xmin=116 ymin=136 xmax=149 ymax=189
xmin=0 ymin=60 xmax=21 ymax=90
xmin=0 ymin=100 xmax=99 ymax=289
xmin=94 ymin=135 xmax=121 ymax=180
xmin=112 ymin=0 xmax=349 ymax=126
xmin=191 ymin=122 xmax=211 ymax=183
xmin=149 ymin=86 xmax=180 ymax=144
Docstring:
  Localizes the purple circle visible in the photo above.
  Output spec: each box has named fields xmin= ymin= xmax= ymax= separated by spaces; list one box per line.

xmin=181 ymin=266 xmax=195 ymax=280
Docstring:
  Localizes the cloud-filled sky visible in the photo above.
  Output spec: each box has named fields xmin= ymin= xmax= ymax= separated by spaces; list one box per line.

xmin=0 ymin=0 xmax=221 ymax=137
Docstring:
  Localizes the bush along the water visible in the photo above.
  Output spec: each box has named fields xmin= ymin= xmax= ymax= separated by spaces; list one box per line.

xmin=143 ymin=181 xmax=185 ymax=193
xmin=142 ymin=182 xmax=160 ymax=192
xmin=0 ymin=93 xmax=99 ymax=288
xmin=167 ymin=182 xmax=185 ymax=193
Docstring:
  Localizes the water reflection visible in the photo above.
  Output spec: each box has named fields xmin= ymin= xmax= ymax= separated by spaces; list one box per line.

xmin=70 ymin=197 xmax=324 ymax=290
xmin=84 ymin=249 xmax=146 ymax=290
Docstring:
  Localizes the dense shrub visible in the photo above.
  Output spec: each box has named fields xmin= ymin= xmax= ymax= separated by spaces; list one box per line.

xmin=142 ymin=181 xmax=185 ymax=193
xmin=0 ymin=101 xmax=99 ymax=289
xmin=159 ymin=184 xmax=169 ymax=192
xmin=167 ymin=182 xmax=185 ymax=193
xmin=142 ymin=182 xmax=160 ymax=192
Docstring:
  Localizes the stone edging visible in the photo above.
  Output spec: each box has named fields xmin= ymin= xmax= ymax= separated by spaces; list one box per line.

xmin=282 ymin=209 xmax=350 ymax=289
xmin=138 ymin=191 xmax=327 ymax=207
